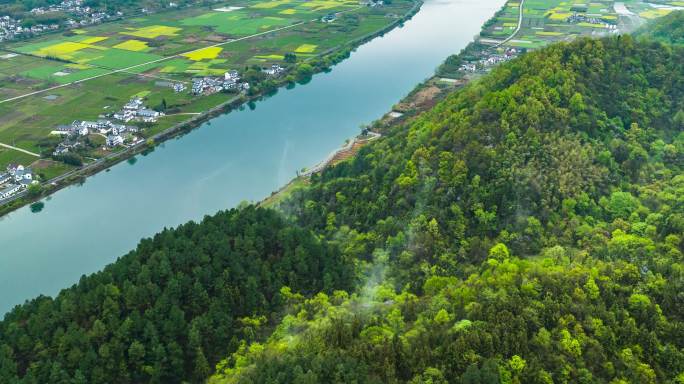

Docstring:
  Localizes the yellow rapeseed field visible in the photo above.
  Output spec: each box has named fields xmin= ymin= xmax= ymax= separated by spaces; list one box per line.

xmin=253 ymin=0 xmax=291 ymax=9
xmin=80 ymin=36 xmax=108 ymax=44
xmin=184 ymin=46 xmax=223 ymax=61
xmin=113 ymin=40 xmax=150 ymax=51
xmin=36 ymin=42 xmax=90 ymax=58
xmin=295 ymin=44 xmax=317 ymax=53
xmin=122 ymin=25 xmax=181 ymax=39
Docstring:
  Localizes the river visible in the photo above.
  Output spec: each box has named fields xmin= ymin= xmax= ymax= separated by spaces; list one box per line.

xmin=0 ymin=0 xmax=502 ymax=315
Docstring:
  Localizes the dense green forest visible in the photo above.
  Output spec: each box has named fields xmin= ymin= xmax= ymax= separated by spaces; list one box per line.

xmin=636 ymin=11 xmax=684 ymax=45
xmin=1 ymin=13 xmax=684 ymax=384
xmin=0 ymin=207 xmax=352 ymax=383
xmin=210 ymin=25 xmax=684 ymax=384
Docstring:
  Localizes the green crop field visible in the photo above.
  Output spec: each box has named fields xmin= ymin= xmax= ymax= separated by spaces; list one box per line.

xmin=477 ymin=0 xmax=674 ymax=52
xmin=180 ymin=10 xmax=295 ymax=35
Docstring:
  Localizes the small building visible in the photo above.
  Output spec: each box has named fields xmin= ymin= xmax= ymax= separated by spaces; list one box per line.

xmin=0 ymin=184 xmax=21 ymax=199
xmin=110 ymin=124 xmax=131 ymax=135
xmin=6 ymin=163 xmax=18 ymax=175
xmin=138 ymin=109 xmax=161 ymax=118
xmin=53 ymin=144 xmax=70 ymax=156
xmin=79 ymin=120 xmax=100 ymax=129
xmin=225 ymin=70 xmax=240 ymax=81
xmin=106 ymin=134 xmax=124 ymax=147
xmin=55 ymin=124 xmax=75 ymax=134
xmin=13 ymin=166 xmax=32 ymax=182
xmin=19 ymin=178 xmax=36 ymax=187
xmin=124 ymin=97 xmax=143 ymax=110
xmin=264 ymin=64 xmax=284 ymax=76
xmin=0 ymin=172 xmax=11 ymax=185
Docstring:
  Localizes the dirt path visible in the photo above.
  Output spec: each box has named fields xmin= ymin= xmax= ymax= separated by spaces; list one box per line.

xmin=495 ymin=0 xmax=525 ymax=48
xmin=0 ymin=142 xmax=40 ymax=157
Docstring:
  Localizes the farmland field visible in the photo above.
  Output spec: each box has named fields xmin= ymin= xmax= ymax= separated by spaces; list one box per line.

xmin=0 ymin=0 xmax=415 ymax=172
xmin=478 ymin=0 xmax=675 ymax=50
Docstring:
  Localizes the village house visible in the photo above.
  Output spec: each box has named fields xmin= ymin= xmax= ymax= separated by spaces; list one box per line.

xmin=360 ymin=0 xmax=384 ymax=7
xmin=4 ymin=165 xmax=34 ymax=198
xmin=111 ymin=97 xmax=163 ymax=122
xmin=53 ymin=143 xmax=71 ymax=156
xmin=192 ymin=74 xmax=248 ymax=96
xmin=54 ymin=124 xmax=75 ymax=134
xmin=106 ymin=134 xmax=124 ymax=147
xmin=78 ymin=120 xmax=99 ymax=130
xmin=264 ymin=64 xmax=285 ymax=76
xmin=225 ymin=70 xmax=240 ymax=81
xmin=11 ymin=165 xmax=33 ymax=182
xmin=138 ymin=109 xmax=161 ymax=119
xmin=0 ymin=172 xmax=11 ymax=185
xmin=124 ymin=97 xmax=144 ymax=111
xmin=0 ymin=184 xmax=21 ymax=199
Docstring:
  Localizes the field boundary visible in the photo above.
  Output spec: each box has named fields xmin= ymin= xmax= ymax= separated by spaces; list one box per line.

xmin=494 ymin=0 xmax=525 ymax=48
xmin=0 ymin=142 xmax=41 ymax=157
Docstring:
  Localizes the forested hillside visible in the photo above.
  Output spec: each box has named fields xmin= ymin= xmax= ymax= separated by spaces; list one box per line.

xmin=636 ymin=10 xmax=684 ymax=45
xmin=210 ymin=33 xmax=684 ymax=383
xmin=1 ymin=13 xmax=684 ymax=384
xmin=0 ymin=207 xmax=352 ymax=383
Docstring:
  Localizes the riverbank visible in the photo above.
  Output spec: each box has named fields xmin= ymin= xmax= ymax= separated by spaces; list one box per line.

xmin=258 ymin=2 xmax=511 ymax=210
xmin=0 ymin=0 xmax=423 ymax=218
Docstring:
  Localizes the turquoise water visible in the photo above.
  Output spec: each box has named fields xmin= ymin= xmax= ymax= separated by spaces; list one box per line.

xmin=0 ymin=0 xmax=503 ymax=315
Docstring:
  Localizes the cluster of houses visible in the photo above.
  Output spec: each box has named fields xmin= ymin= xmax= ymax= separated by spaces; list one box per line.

xmin=53 ymin=119 xmax=139 ymax=154
xmin=360 ymin=0 xmax=385 ymax=7
xmin=191 ymin=70 xmax=250 ymax=96
xmin=112 ymin=97 xmax=164 ymax=123
xmin=1 ymin=0 xmax=117 ymax=42
xmin=460 ymin=47 xmax=519 ymax=73
xmin=566 ymin=13 xmax=617 ymax=29
xmin=31 ymin=0 xmax=89 ymax=15
xmin=263 ymin=64 xmax=285 ymax=77
xmin=0 ymin=16 xmax=59 ymax=42
xmin=52 ymin=97 xmax=158 ymax=153
xmin=0 ymin=164 xmax=36 ymax=200
xmin=31 ymin=0 xmax=114 ymax=26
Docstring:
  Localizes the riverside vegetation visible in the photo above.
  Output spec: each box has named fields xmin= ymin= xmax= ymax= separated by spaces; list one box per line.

xmin=1 ymin=12 xmax=684 ymax=384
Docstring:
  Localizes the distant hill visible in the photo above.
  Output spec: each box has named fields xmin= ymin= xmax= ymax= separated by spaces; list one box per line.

xmin=636 ymin=10 xmax=684 ymax=45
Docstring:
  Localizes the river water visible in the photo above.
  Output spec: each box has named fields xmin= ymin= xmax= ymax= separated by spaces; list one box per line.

xmin=0 ymin=0 xmax=502 ymax=315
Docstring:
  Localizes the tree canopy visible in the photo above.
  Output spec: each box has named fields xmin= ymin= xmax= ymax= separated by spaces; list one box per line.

xmin=213 ymin=29 xmax=684 ymax=384
xmin=0 ymin=207 xmax=352 ymax=383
